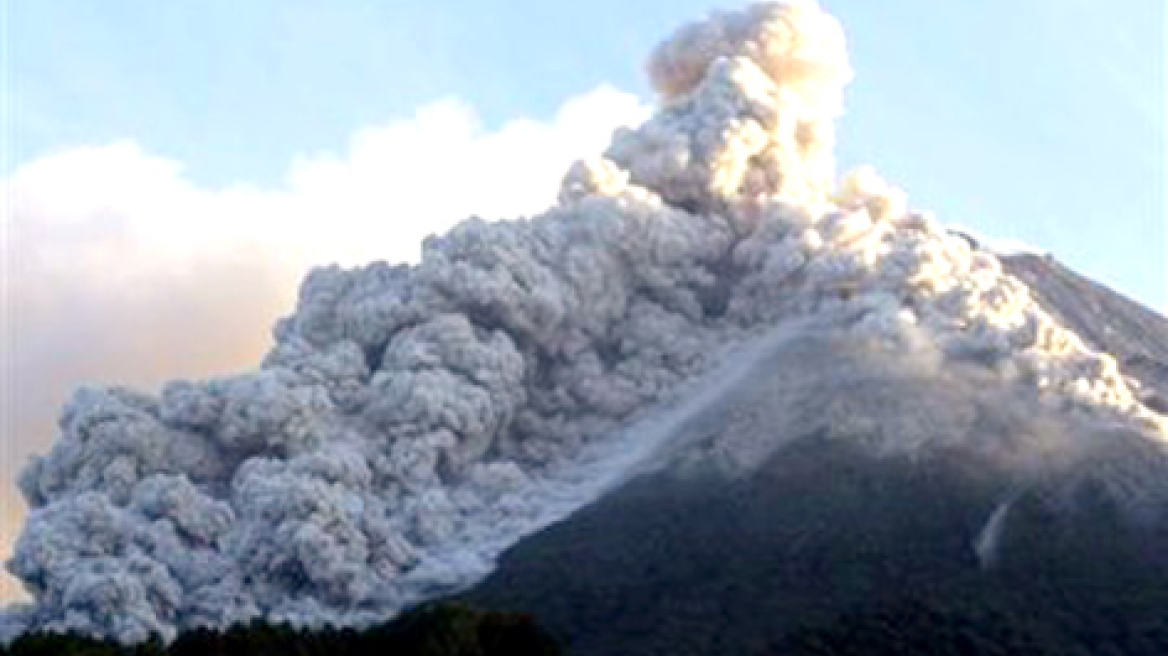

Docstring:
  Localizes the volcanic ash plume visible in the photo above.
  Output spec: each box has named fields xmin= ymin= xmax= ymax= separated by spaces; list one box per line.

xmin=4 ymin=0 xmax=1165 ymax=644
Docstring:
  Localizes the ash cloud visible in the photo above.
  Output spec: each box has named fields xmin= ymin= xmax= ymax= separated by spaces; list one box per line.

xmin=4 ymin=0 xmax=1166 ymax=645
xmin=0 ymin=88 xmax=647 ymax=602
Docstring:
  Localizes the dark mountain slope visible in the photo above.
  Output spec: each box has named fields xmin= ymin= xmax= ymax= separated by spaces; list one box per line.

xmin=462 ymin=274 xmax=1168 ymax=655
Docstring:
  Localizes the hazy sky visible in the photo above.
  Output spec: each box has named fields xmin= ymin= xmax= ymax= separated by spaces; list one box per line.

xmin=1 ymin=0 xmax=1164 ymax=600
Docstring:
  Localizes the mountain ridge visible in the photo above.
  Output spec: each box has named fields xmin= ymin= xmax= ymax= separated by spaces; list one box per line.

xmin=460 ymin=257 xmax=1168 ymax=654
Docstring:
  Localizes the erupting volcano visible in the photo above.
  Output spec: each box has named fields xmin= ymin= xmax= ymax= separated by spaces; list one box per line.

xmin=4 ymin=2 xmax=1167 ymax=653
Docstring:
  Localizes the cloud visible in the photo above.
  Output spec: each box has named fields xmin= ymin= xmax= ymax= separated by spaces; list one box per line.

xmin=3 ymin=2 xmax=1163 ymax=639
xmin=0 ymin=85 xmax=650 ymax=601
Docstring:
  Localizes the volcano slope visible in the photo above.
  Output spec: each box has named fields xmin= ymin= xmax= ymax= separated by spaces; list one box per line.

xmin=462 ymin=267 xmax=1168 ymax=655
xmin=5 ymin=0 xmax=1168 ymax=652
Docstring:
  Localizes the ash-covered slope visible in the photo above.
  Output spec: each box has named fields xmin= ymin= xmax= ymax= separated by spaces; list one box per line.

xmin=1000 ymin=253 xmax=1168 ymax=408
xmin=4 ymin=0 xmax=1167 ymax=647
xmin=462 ymin=305 xmax=1168 ymax=656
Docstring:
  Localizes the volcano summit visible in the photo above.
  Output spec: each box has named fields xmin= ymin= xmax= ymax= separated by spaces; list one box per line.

xmin=4 ymin=1 xmax=1167 ymax=651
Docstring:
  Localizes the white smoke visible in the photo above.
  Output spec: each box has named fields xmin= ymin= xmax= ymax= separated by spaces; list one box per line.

xmin=974 ymin=500 xmax=1013 ymax=568
xmin=0 ymin=87 xmax=649 ymax=602
xmin=3 ymin=0 xmax=1166 ymax=645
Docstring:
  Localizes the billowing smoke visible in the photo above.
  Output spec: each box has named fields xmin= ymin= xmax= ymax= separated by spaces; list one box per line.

xmin=3 ymin=0 xmax=1165 ymax=644
xmin=0 ymin=89 xmax=648 ymax=600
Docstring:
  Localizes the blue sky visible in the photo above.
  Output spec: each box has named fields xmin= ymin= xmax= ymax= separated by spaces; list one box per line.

xmin=7 ymin=0 xmax=1164 ymax=308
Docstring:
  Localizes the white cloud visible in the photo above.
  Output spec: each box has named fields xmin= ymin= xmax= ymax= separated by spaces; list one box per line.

xmin=0 ymin=86 xmax=650 ymax=601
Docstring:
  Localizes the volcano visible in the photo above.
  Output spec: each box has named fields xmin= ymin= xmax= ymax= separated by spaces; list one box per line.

xmin=460 ymin=252 xmax=1168 ymax=655
xmin=3 ymin=1 xmax=1167 ymax=653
